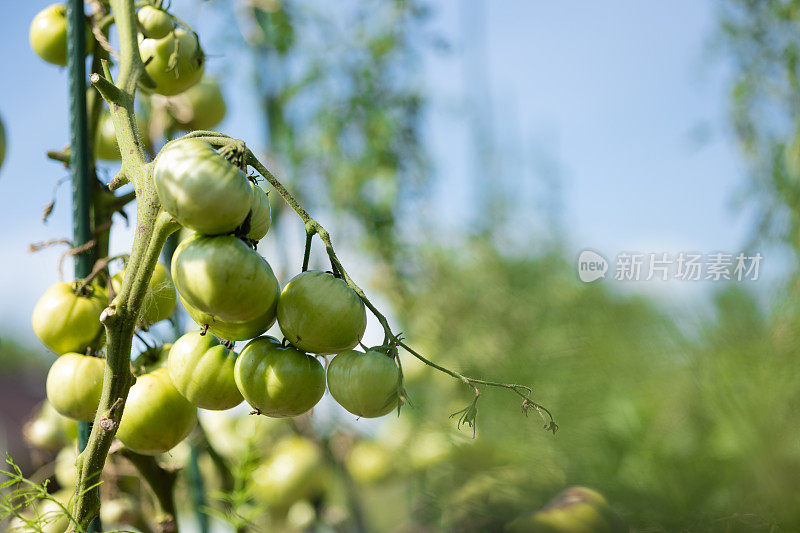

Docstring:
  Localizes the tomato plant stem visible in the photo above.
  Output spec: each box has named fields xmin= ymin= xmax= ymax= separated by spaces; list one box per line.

xmin=72 ymin=1 xmax=179 ymax=526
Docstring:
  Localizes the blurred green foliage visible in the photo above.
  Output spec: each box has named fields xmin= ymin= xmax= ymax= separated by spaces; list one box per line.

xmin=350 ymin=242 xmax=798 ymax=531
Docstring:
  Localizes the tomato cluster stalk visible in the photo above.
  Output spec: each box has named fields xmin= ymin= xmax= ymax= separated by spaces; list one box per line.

xmin=66 ymin=0 xmax=555 ymax=528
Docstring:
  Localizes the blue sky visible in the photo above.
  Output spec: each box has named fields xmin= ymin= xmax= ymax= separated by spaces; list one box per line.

xmin=0 ymin=0 xmax=765 ymax=346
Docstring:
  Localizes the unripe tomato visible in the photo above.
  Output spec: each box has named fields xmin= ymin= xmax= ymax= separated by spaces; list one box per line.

xmin=46 ymin=352 xmax=104 ymax=421
xmin=250 ymin=436 xmax=326 ymax=510
xmin=23 ymin=401 xmax=77 ymax=452
xmin=171 ymin=78 xmax=226 ymax=131
xmin=100 ymin=497 xmax=138 ymax=527
xmin=277 ymin=271 xmax=366 ymax=354
xmin=137 ymin=6 xmax=173 ymax=39
xmin=54 ymin=445 xmax=78 ymax=488
xmin=139 ymin=28 xmax=204 ymax=96
xmin=234 ymin=336 xmax=325 ymax=417
xmin=327 ymin=349 xmax=399 ymax=418
xmin=154 ymin=138 xmax=252 ymax=234
xmin=95 ymin=112 xmax=150 ymax=161
xmin=248 ymin=182 xmax=271 ymax=241
xmin=345 ymin=440 xmax=393 ymax=484
xmin=117 ymin=368 xmax=197 ymax=455
xmin=172 ymin=234 xmax=280 ymax=323
xmin=29 ymin=4 xmax=92 ymax=66
xmin=167 ymin=331 xmax=243 ymax=410
xmin=111 ymin=262 xmax=176 ymax=326
xmin=181 ymin=295 xmax=276 ymax=341
xmin=505 ymin=486 xmax=627 ymax=533
xmin=32 ymin=282 xmax=105 ymax=355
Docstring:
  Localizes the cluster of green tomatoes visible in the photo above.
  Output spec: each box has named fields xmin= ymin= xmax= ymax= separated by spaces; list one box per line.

xmin=29 ymin=2 xmax=403 ymax=457
xmin=32 ymin=139 xmax=402 ymax=456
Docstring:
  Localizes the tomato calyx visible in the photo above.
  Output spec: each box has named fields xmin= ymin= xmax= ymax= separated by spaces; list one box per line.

xmin=218 ymin=140 xmax=248 ymax=171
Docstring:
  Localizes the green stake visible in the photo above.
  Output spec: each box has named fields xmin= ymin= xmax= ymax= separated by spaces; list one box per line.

xmin=67 ymin=0 xmax=100 ymax=530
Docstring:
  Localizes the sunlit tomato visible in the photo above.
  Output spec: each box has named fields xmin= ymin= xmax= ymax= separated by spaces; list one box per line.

xmin=181 ymin=295 xmax=276 ymax=341
xmin=139 ymin=28 xmax=204 ymax=96
xmin=46 ymin=352 xmax=104 ymax=421
xmin=247 ymin=182 xmax=271 ymax=241
xmin=154 ymin=138 xmax=252 ymax=234
xmin=95 ymin=112 xmax=150 ymax=161
xmin=29 ymin=4 xmax=92 ymax=66
xmin=11 ymin=495 xmax=71 ymax=533
xmin=234 ymin=336 xmax=325 ymax=417
xmin=32 ymin=282 xmax=106 ymax=355
xmin=137 ymin=6 xmax=173 ymax=39
xmin=327 ymin=349 xmax=399 ymax=418
xmin=506 ymin=486 xmax=628 ymax=533
xmin=345 ymin=440 xmax=394 ymax=484
xmin=250 ymin=436 xmax=327 ymax=510
xmin=277 ymin=271 xmax=366 ymax=354
xmin=172 ymin=234 xmax=280 ymax=323
xmin=100 ymin=497 xmax=137 ymax=528
xmin=23 ymin=401 xmax=77 ymax=452
xmin=171 ymin=77 xmax=226 ymax=131
xmin=167 ymin=330 xmax=243 ymax=410
xmin=111 ymin=262 xmax=176 ymax=326
xmin=117 ymin=368 xmax=197 ymax=455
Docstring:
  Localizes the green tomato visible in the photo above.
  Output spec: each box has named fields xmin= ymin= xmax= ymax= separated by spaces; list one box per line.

xmin=506 ymin=487 xmax=627 ymax=533
xmin=54 ymin=445 xmax=78 ymax=488
xmin=247 ymin=182 xmax=271 ymax=241
xmin=181 ymin=294 xmax=276 ymax=341
xmin=117 ymin=368 xmax=197 ymax=455
xmin=277 ymin=271 xmax=366 ymax=354
xmin=23 ymin=401 xmax=76 ymax=452
xmin=95 ymin=112 xmax=150 ymax=161
xmin=234 ymin=336 xmax=325 ymax=417
xmin=154 ymin=138 xmax=252 ymax=234
xmin=100 ymin=497 xmax=137 ymax=527
xmin=112 ymin=262 xmax=176 ymax=326
xmin=46 ymin=352 xmax=104 ymax=421
xmin=32 ymin=282 xmax=105 ymax=355
xmin=139 ymin=28 xmax=204 ymax=96
xmin=172 ymin=77 xmax=227 ymax=131
xmin=137 ymin=6 xmax=173 ymax=39
xmin=29 ymin=4 xmax=92 ymax=67
xmin=327 ymin=349 xmax=399 ymax=418
xmin=345 ymin=440 xmax=393 ymax=484
xmin=251 ymin=436 xmax=326 ymax=510
xmin=167 ymin=331 xmax=243 ymax=410
xmin=172 ymin=234 xmax=280 ymax=323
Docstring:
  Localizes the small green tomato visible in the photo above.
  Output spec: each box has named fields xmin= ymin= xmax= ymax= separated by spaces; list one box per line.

xmin=46 ymin=352 xmax=104 ymax=421
xmin=32 ymin=282 xmax=106 ymax=355
xmin=277 ymin=271 xmax=366 ymax=354
xmin=116 ymin=368 xmax=197 ymax=455
xmin=172 ymin=234 xmax=280 ymax=323
xmin=139 ymin=28 xmax=204 ymax=96
xmin=247 ymin=182 xmax=271 ymax=241
xmin=167 ymin=331 xmax=243 ymax=410
xmin=327 ymin=349 xmax=400 ymax=418
xmin=137 ymin=6 xmax=173 ymax=39
xmin=234 ymin=336 xmax=325 ymax=417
